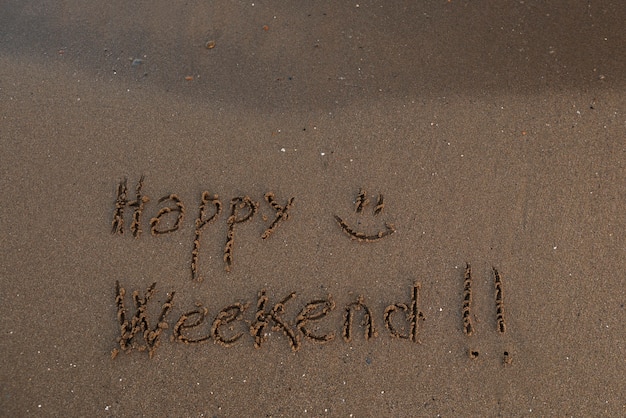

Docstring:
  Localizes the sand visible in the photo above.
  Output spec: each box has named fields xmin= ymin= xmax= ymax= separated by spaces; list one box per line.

xmin=1 ymin=0 xmax=625 ymax=416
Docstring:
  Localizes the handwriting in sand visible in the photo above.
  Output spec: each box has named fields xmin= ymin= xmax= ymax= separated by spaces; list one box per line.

xmin=111 ymin=177 xmax=394 ymax=278
xmin=109 ymin=176 xmax=509 ymax=362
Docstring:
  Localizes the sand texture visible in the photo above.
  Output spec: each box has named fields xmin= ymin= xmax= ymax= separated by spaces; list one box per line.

xmin=1 ymin=1 xmax=625 ymax=416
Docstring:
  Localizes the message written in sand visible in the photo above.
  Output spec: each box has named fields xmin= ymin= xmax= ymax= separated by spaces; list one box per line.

xmin=111 ymin=176 xmax=395 ymax=277
xmin=110 ymin=177 xmax=508 ymax=362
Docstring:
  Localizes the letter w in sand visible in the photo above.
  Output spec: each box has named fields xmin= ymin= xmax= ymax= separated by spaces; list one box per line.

xmin=112 ymin=281 xmax=175 ymax=358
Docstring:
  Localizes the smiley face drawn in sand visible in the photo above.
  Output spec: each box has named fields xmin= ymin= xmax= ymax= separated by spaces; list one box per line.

xmin=334 ymin=188 xmax=396 ymax=242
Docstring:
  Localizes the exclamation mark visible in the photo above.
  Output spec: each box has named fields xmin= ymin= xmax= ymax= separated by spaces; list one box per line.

xmin=462 ymin=263 xmax=474 ymax=336
xmin=493 ymin=267 xmax=506 ymax=333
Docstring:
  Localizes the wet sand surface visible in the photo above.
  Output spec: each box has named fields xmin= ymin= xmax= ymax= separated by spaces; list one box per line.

xmin=1 ymin=1 xmax=625 ymax=416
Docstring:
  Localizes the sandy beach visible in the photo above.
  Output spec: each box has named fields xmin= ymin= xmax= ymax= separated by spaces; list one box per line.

xmin=1 ymin=1 xmax=625 ymax=416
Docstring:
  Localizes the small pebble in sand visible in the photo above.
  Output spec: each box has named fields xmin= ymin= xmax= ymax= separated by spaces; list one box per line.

xmin=205 ymin=40 xmax=216 ymax=49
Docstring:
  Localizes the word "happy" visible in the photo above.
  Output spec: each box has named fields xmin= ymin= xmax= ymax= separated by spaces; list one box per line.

xmin=110 ymin=176 xmax=295 ymax=279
